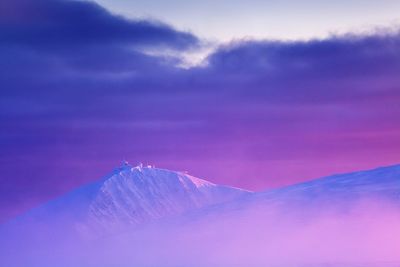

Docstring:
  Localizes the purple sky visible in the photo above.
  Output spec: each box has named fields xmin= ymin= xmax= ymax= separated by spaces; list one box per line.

xmin=1 ymin=0 xmax=400 ymax=221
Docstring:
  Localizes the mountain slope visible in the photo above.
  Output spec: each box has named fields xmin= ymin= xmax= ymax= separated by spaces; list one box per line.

xmin=257 ymin=163 xmax=400 ymax=204
xmin=85 ymin=164 xmax=250 ymax=231
xmin=183 ymin=164 xmax=400 ymax=222
xmin=12 ymin=163 xmax=250 ymax=234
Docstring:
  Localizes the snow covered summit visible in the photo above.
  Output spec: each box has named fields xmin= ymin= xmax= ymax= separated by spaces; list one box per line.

xmin=85 ymin=163 xmax=250 ymax=230
xmin=17 ymin=163 xmax=250 ymax=233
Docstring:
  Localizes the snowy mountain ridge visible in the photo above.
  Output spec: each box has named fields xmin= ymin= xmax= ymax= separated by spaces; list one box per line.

xmin=4 ymin=163 xmax=400 ymax=236
xmin=2 ymin=162 xmax=400 ymax=267
xmin=11 ymin=163 xmax=251 ymax=234
xmin=177 ymin=164 xmax=400 ymax=223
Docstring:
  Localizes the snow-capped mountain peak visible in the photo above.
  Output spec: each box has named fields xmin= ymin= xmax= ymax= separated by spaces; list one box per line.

xmin=87 ymin=164 xmax=249 ymax=229
xmin=15 ymin=163 xmax=250 ymax=234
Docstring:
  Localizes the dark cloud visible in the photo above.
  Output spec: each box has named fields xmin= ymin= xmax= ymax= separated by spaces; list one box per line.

xmin=1 ymin=0 xmax=400 ymax=222
xmin=203 ymin=32 xmax=400 ymax=103
xmin=0 ymin=0 xmax=198 ymax=49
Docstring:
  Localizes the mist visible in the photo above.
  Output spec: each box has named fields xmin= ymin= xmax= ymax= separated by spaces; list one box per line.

xmin=2 ymin=197 xmax=400 ymax=267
